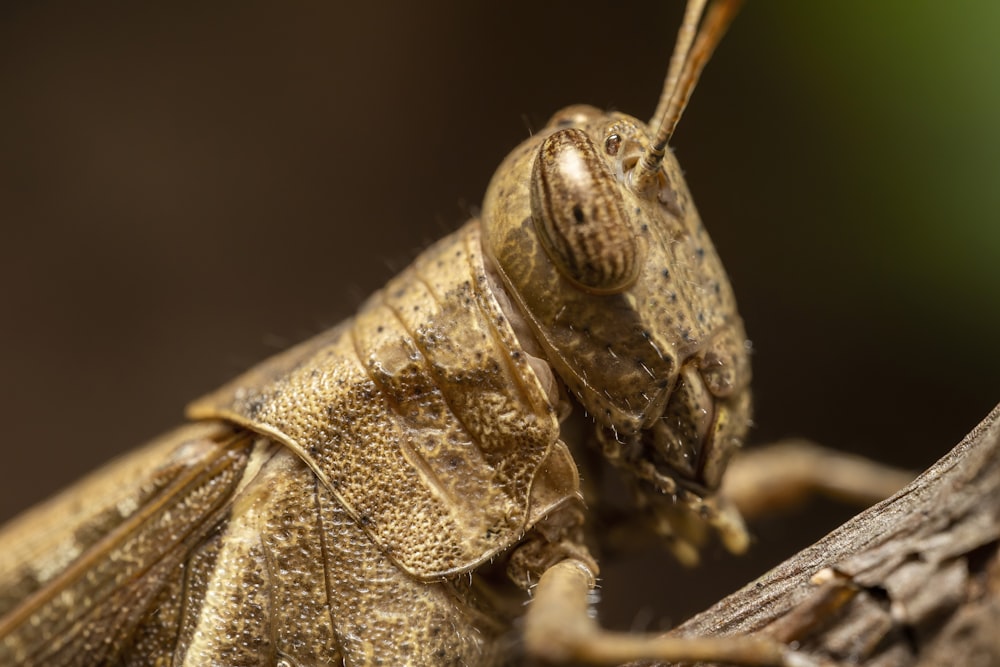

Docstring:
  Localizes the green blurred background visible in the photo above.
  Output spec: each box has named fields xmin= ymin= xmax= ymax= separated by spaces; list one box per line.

xmin=1 ymin=1 xmax=997 ymax=631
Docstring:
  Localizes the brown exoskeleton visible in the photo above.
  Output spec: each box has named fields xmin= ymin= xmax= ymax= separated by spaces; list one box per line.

xmin=0 ymin=1 xmax=911 ymax=665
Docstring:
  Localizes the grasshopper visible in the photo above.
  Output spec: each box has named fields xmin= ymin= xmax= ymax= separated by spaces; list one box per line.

xmin=0 ymin=1 xmax=912 ymax=665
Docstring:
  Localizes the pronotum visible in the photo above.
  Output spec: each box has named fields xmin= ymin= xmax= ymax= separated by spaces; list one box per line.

xmin=1 ymin=1 xmax=996 ymax=665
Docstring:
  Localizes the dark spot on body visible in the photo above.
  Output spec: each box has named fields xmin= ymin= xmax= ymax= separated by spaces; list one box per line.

xmin=661 ymin=268 xmax=670 ymax=279
xmin=572 ymin=204 xmax=585 ymax=224
xmin=247 ymin=397 xmax=263 ymax=418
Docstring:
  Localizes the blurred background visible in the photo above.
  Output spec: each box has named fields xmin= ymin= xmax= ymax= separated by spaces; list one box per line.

xmin=1 ymin=1 xmax=998 ymax=632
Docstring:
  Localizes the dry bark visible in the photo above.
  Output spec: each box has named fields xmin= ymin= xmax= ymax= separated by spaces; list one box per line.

xmin=650 ymin=402 xmax=1000 ymax=666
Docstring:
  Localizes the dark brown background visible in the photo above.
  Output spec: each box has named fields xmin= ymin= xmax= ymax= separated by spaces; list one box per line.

xmin=1 ymin=2 xmax=998 ymax=631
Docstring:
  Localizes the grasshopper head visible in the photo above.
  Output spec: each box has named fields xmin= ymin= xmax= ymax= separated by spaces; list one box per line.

xmin=481 ymin=1 xmax=749 ymax=523
xmin=482 ymin=0 xmax=750 ymax=562
xmin=482 ymin=106 xmax=750 ymax=497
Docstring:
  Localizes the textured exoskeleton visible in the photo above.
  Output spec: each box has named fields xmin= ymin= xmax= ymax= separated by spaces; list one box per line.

xmin=0 ymin=110 xmax=751 ymax=667
xmin=0 ymin=2 xmax=782 ymax=665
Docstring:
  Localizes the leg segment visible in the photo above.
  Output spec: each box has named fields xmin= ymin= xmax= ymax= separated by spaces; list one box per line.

xmin=722 ymin=440 xmax=915 ymax=520
xmin=524 ymin=558 xmax=824 ymax=666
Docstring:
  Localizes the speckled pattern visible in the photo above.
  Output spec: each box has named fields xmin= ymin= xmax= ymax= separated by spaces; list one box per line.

xmin=0 ymin=425 xmax=538 ymax=665
xmin=189 ymin=223 xmax=577 ymax=580
xmin=174 ymin=444 xmax=503 ymax=665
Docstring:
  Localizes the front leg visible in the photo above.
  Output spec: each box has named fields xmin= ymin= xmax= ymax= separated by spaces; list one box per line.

xmin=721 ymin=440 xmax=915 ymax=520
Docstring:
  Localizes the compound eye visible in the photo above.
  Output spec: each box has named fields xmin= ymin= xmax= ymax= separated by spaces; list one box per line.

xmin=530 ymin=128 xmax=640 ymax=294
xmin=605 ymin=133 xmax=622 ymax=156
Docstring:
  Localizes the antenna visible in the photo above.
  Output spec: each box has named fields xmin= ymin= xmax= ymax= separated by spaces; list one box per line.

xmin=631 ymin=0 xmax=744 ymax=196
